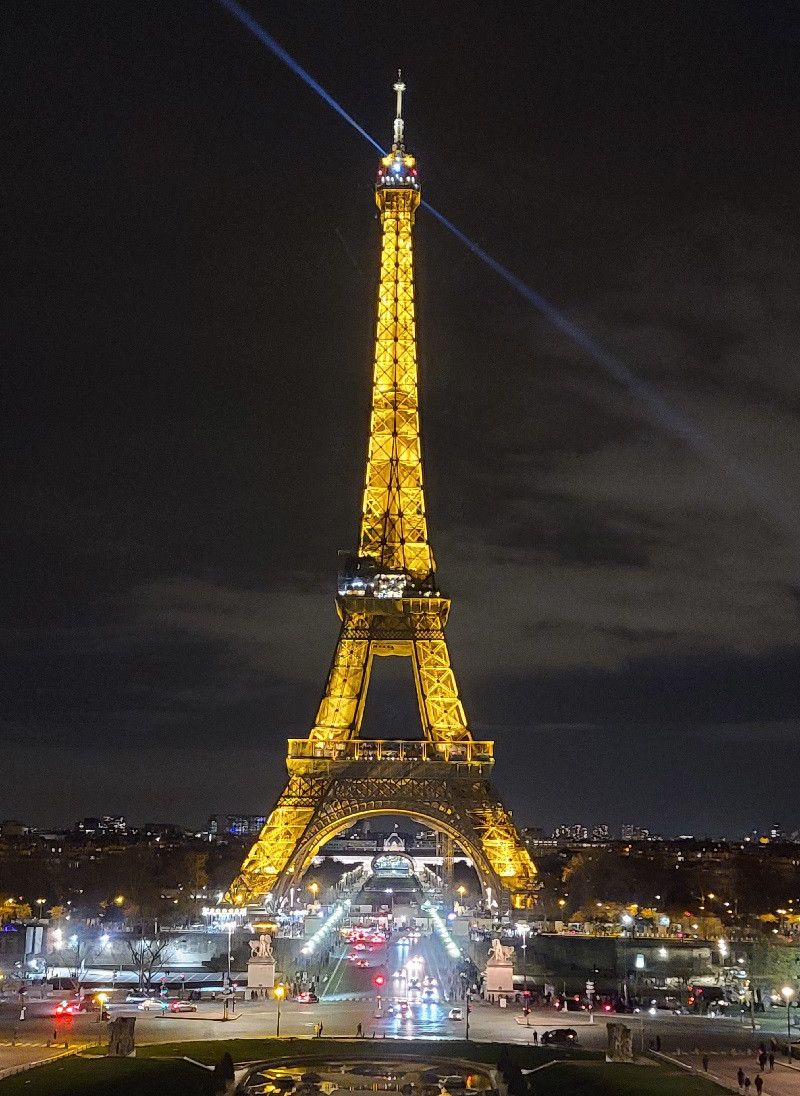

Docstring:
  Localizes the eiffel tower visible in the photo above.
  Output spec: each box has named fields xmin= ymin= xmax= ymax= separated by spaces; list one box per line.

xmin=228 ymin=77 xmax=537 ymax=912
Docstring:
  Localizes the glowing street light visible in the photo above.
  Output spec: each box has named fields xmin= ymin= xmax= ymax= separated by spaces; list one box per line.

xmin=274 ymin=982 xmax=285 ymax=1037
xmin=781 ymin=985 xmax=796 ymax=1049
xmin=308 ymin=882 xmax=319 ymax=903
xmin=113 ymin=895 xmax=125 ymax=907
xmin=457 ymin=886 xmax=466 ymax=902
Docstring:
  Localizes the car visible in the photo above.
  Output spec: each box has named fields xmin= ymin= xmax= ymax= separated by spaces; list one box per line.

xmin=541 ymin=1028 xmax=578 ymax=1045
xmin=54 ymin=1001 xmax=75 ymax=1016
xmin=448 ymin=1007 xmax=464 ymax=1021
xmin=125 ymin=993 xmax=151 ymax=1003
xmin=296 ymin=991 xmax=319 ymax=1003
xmin=170 ymin=999 xmax=198 ymax=1012
xmin=138 ymin=998 xmax=165 ymax=1011
xmin=422 ymin=989 xmax=437 ymax=1001
xmin=356 ymin=958 xmax=369 ymax=969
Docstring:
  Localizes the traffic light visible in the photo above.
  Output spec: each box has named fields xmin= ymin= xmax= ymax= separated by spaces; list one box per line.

xmin=374 ymin=974 xmax=385 ymax=987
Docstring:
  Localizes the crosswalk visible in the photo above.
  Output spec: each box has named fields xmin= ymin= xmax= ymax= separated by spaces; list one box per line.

xmin=0 ymin=1039 xmax=90 ymax=1049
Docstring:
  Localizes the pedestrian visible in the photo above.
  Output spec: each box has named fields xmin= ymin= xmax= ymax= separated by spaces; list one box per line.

xmin=532 ymin=1030 xmax=538 ymax=1045
xmin=357 ymin=1022 xmax=362 ymax=1037
xmin=768 ymin=1053 xmax=774 ymax=1071
xmin=319 ymin=1022 xmax=324 ymax=1038
xmin=770 ymin=1038 xmax=777 ymax=1054
xmin=702 ymin=1055 xmax=709 ymax=1072
xmin=737 ymin=1067 xmax=745 ymax=1093
xmin=754 ymin=1076 xmax=762 ymax=1095
xmin=758 ymin=1051 xmax=767 ymax=1072
xmin=314 ymin=1023 xmax=320 ymax=1038
xmin=744 ymin=1077 xmax=751 ymax=1093
xmin=656 ymin=1035 xmax=661 ymax=1052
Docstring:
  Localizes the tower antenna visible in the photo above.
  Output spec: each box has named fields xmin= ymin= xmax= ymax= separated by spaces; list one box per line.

xmin=393 ymin=69 xmax=406 ymax=149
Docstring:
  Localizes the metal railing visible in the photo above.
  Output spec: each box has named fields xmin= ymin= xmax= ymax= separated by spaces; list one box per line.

xmin=288 ymin=738 xmax=493 ymax=764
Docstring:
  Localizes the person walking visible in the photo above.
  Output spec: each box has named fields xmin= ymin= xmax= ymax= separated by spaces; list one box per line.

xmin=758 ymin=1051 xmax=767 ymax=1072
xmin=702 ymin=1054 xmax=709 ymax=1072
xmin=655 ymin=1035 xmax=661 ymax=1052
xmin=356 ymin=1022 xmax=362 ymax=1037
xmin=318 ymin=1022 xmax=324 ymax=1038
xmin=744 ymin=1077 xmax=751 ymax=1093
xmin=737 ymin=1067 xmax=745 ymax=1093
xmin=532 ymin=1030 xmax=538 ymax=1045
xmin=754 ymin=1075 xmax=763 ymax=1095
xmin=768 ymin=1052 xmax=774 ymax=1071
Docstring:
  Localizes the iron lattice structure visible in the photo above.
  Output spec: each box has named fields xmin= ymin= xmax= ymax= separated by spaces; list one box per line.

xmin=229 ymin=79 xmax=538 ymax=911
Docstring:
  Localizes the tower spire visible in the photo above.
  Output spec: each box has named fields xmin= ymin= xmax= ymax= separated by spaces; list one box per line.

xmin=393 ymin=69 xmax=406 ymax=150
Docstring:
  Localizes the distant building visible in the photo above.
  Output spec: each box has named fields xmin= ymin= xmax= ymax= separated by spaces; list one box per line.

xmin=591 ymin=824 xmax=610 ymax=841
xmin=553 ymin=824 xmax=589 ymax=842
xmin=0 ymin=820 xmax=29 ymax=838
xmin=209 ymin=814 xmax=267 ymax=838
xmin=621 ymin=825 xmax=650 ymax=841
xmin=76 ymin=816 xmax=126 ymax=836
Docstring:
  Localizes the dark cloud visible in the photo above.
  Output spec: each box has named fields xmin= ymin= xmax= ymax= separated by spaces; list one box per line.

xmin=3 ymin=0 xmax=799 ymax=833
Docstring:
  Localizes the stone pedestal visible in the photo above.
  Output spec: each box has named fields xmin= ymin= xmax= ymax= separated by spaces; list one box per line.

xmin=247 ymin=956 xmax=276 ymax=993
xmin=606 ymin=1022 xmax=634 ymax=1063
xmin=484 ymin=960 xmax=514 ymax=995
xmin=108 ymin=1016 xmax=136 ymax=1057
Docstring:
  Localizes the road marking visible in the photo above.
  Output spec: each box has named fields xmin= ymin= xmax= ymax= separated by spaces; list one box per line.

xmin=321 ymin=946 xmax=349 ymax=1000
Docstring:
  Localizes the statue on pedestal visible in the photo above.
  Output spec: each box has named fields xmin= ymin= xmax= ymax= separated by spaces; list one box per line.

xmin=249 ymin=934 xmax=273 ymax=959
xmin=488 ymin=938 xmax=514 ymax=964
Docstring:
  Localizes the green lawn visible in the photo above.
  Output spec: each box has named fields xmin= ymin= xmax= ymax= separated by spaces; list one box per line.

xmin=131 ymin=1037 xmax=600 ymax=1067
xmin=0 ymin=1039 xmax=719 ymax=1096
xmin=527 ymin=1062 xmax=724 ymax=1095
xmin=0 ymin=1056 xmax=216 ymax=1096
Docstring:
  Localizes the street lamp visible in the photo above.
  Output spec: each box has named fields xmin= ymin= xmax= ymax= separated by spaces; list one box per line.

xmin=226 ymin=921 xmax=233 ymax=984
xmin=781 ymin=986 xmax=795 ymax=1053
xmin=308 ymin=883 xmax=319 ymax=904
xmin=35 ymin=899 xmax=45 ymax=916
xmin=516 ymin=922 xmax=530 ymax=1018
xmin=457 ymin=886 xmax=466 ymax=905
xmin=274 ymin=983 xmax=285 ymax=1037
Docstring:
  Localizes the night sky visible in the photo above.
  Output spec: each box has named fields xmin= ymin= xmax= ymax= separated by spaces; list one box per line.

xmin=4 ymin=1 xmax=799 ymax=835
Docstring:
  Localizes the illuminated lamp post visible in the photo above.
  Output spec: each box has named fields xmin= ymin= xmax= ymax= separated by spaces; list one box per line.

xmin=274 ymin=982 xmax=285 ymax=1037
xmin=517 ymin=922 xmax=530 ymax=1019
xmin=781 ymin=986 xmax=796 ymax=1054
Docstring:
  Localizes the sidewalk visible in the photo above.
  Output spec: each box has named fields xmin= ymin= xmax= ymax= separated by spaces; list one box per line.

xmin=687 ymin=1053 xmax=800 ymax=1095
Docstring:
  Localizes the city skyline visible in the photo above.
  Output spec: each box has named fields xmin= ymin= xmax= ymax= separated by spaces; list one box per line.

xmin=4 ymin=1 xmax=799 ymax=832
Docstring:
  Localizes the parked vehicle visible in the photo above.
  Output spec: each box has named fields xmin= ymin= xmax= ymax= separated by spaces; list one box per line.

xmin=541 ymin=1028 xmax=578 ymax=1045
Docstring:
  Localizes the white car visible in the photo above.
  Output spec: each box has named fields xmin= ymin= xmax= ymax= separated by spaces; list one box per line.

xmin=448 ymin=1007 xmax=464 ymax=1021
xmin=137 ymin=998 xmax=165 ymax=1011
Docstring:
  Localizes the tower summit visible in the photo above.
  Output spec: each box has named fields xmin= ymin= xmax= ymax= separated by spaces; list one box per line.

xmin=228 ymin=80 xmax=537 ymax=912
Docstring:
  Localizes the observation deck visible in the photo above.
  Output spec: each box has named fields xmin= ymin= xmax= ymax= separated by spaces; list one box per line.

xmin=287 ymin=737 xmax=494 ymax=777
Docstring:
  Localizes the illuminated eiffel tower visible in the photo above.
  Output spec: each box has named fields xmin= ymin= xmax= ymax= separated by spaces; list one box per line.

xmin=229 ymin=77 xmax=537 ymax=911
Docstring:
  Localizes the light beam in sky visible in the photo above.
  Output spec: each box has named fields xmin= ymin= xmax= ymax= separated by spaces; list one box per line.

xmin=215 ymin=0 xmax=800 ymax=546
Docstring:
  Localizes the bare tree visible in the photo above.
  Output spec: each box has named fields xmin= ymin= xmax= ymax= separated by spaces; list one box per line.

xmin=124 ymin=934 xmax=176 ymax=991
xmin=58 ymin=937 xmax=96 ymax=983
